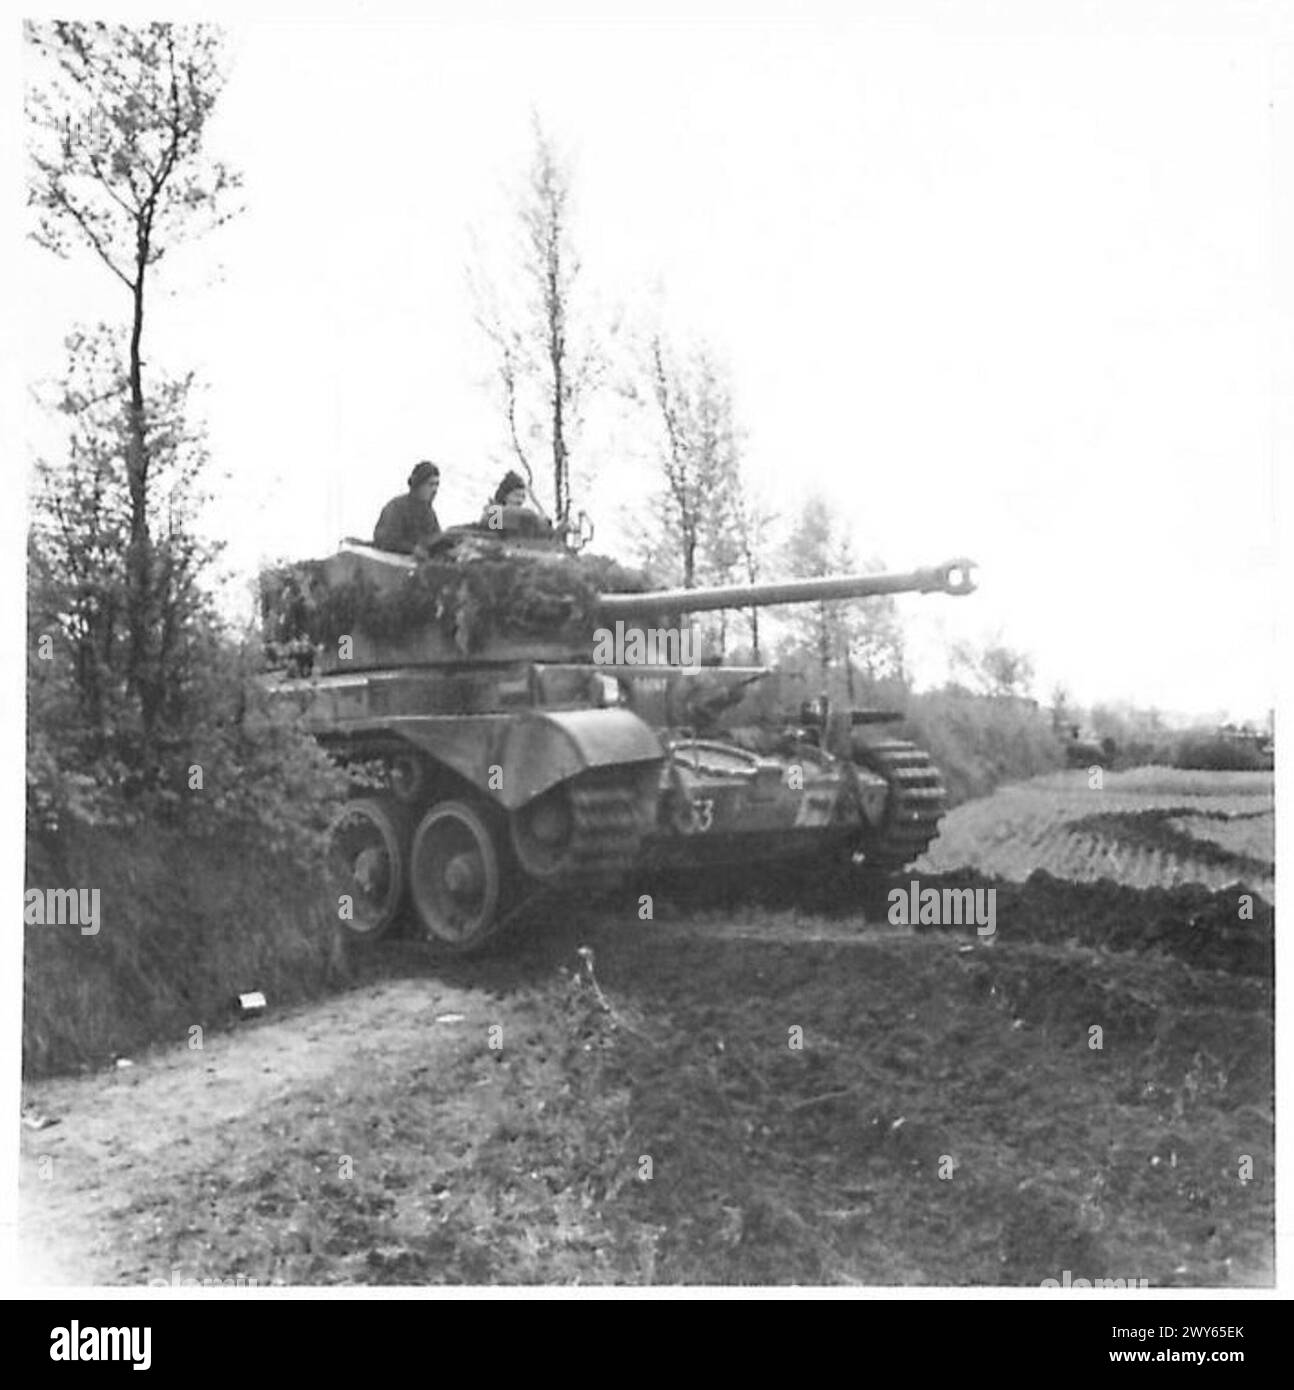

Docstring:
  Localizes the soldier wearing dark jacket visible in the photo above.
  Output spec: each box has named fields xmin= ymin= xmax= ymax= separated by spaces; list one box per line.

xmin=373 ymin=461 xmax=442 ymax=554
xmin=480 ymin=469 xmax=553 ymax=538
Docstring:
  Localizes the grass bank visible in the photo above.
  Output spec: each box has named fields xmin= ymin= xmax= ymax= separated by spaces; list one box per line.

xmin=24 ymin=824 xmax=338 ymax=1078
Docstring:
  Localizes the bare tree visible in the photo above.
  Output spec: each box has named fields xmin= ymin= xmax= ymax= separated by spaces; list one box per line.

xmin=26 ymin=20 xmax=240 ymax=742
xmin=645 ymin=334 xmax=734 ymax=590
xmin=950 ymin=635 xmax=1036 ymax=700
xmin=1049 ymin=683 xmax=1074 ymax=735
xmin=780 ymin=496 xmax=905 ymax=702
xmin=633 ymin=333 xmax=776 ymax=658
xmin=727 ymin=474 xmax=775 ymax=663
xmin=472 ymin=119 xmax=602 ymax=529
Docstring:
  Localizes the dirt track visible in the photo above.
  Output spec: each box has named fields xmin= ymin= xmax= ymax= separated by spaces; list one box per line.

xmin=20 ymin=769 xmax=1275 ymax=1287
xmin=20 ymin=977 xmax=496 ymax=1285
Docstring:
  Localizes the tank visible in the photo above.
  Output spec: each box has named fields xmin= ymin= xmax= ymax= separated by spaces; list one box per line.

xmin=258 ymin=517 xmax=977 ymax=952
xmin=1063 ymin=726 xmax=1117 ymax=769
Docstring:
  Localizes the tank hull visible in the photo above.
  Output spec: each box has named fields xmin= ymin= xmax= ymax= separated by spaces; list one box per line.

xmin=262 ymin=661 xmax=946 ymax=952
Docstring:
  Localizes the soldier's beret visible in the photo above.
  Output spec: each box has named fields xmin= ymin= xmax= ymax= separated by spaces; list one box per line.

xmin=492 ymin=470 xmax=526 ymax=504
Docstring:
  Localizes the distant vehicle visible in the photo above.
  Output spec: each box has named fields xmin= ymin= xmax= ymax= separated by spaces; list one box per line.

xmin=1064 ymin=725 xmax=1117 ymax=769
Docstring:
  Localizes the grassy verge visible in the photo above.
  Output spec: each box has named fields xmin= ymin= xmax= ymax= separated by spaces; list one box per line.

xmin=23 ymin=824 xmax=339 ymax=1078
xmin=35 ymin=920 xmax=1270 ymax=1287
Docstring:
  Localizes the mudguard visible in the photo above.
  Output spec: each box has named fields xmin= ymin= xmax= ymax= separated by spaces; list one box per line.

xmin=377 ymin=708 xmax=663 ymax=810
xmin=497 ymin=708 xmax=664 ymax=809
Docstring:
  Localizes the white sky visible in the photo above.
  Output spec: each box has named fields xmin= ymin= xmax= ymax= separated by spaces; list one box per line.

xmin=11 ymin=0 xmax=1285 ymax=723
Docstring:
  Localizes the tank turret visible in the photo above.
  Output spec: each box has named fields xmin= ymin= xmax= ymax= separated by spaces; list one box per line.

xmin=262 ymin=531 xmax=974 ymax=674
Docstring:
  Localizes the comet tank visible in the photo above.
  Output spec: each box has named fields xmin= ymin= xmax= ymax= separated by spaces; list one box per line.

xmin=258 ymin=513 xmax=977 ymax=952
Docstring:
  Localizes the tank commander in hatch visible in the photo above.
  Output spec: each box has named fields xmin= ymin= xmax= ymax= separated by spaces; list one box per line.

xmin=481 ymin=469 xmax=552 ymax=538
xmin=491 ymin=469 xmax=529 ymax=511
xmin=373 ymin=460 xmax=442 ymax=554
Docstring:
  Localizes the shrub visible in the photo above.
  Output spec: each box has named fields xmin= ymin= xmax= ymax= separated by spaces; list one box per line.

xmin=25 ymin=628 xmax=351 ymax=1077
xmin=898 ymin=688 xmax=1064 ymax=806
xmin=1175 ymin=735 xmax=1272 ymax=772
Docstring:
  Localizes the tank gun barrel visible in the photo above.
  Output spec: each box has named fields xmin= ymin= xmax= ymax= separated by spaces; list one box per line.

xmin=597 ymin=557 xmax=977 ymax=619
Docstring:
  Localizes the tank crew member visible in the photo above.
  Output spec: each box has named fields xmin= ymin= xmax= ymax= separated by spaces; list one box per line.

xmin=482 ymin=469 xmax=552 ymax=538
xmin=373 ymin=461 xmax=441 ymax=554
xmin=483 ymin=469 xmax=539 ymax=528
xmin=493 ymin=469 xmax=529 ymax=510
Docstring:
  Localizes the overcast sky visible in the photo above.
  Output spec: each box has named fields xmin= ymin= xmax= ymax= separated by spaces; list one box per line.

xmin=14 ymin=0 xmax=1283 ymax=723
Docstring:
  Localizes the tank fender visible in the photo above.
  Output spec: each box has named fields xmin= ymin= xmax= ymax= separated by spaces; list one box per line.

xmin=371 ymin=711 xmax=661 ymax=809
xmin=498 ymin=709 xmax=664 ymax=809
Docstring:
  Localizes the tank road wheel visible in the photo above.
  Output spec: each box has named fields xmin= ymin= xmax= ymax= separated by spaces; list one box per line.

xmin=328 ymin=797 xmax=408 ymax=940
xmin=509 ymin=772 xmax=648 ymax=889
xmin=510 ymin=783 xmax=574 ymax=881
xmin=409 ymin=800 xmax=504 ymax=953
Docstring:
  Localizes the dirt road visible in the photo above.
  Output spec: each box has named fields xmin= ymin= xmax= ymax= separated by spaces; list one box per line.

xmin=20 ymin=769 xmax=1274 ymax=1287
xmin=21 ymin=976 xmax=509 ymax=1284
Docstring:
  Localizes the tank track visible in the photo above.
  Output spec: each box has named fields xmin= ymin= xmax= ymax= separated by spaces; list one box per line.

xmin=854 ymin=739 xmax=948 ymax=869
xmin=558 ymin=773 xmax=650 ymax=890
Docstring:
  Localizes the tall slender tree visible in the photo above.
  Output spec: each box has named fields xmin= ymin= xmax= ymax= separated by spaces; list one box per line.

xmin=26 ymin=20 xmax=240 ymax=745
xmin=729 ymin=482 xmax=775 ymax=662
xmin=472 ymin=119 xmax=602 ymax=529
xmin=634 ymin=333 xmax=774 ymax=657
xmin=780 ymin=496 xmax=905 ymax=702
xmin=30 ymin=328 xmax=218 ymax=754
xmin=644 ymin=335 xmax=738 ymax=590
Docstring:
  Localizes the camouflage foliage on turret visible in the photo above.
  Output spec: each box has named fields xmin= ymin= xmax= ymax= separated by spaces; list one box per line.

xmin=260 ymin=530 xmax=649 ymax=669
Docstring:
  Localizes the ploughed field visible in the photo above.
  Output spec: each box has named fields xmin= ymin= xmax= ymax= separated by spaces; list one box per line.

xmin=923 ymin=767 xmax=1275 ymax=901
xmin=21 ymin=769 xmax=1274 ymax=1286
